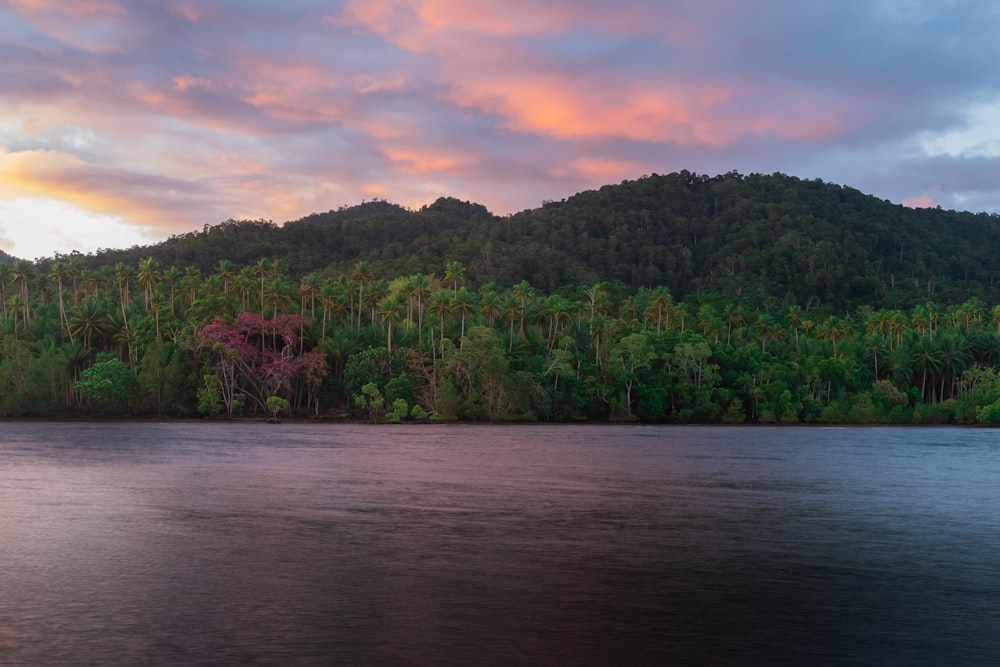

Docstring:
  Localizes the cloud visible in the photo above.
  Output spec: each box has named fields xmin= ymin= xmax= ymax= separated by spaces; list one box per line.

xmin=2 ymin=0 xmax=1000 ymax=259
xmin=902 ymin=196 xmax=937 ymax=209
xmin=0 ymin=147 xmax=221 ymax=228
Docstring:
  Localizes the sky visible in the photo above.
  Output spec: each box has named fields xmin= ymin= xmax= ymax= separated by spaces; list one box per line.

xmin=1 ymin=1 xmax=999 ymax=260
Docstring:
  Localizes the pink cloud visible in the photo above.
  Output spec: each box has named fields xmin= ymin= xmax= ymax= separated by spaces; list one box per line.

xmin=339 ymin=1 xmax=861 ymax=150
xmin=902 ymin=195 xmax=938 ymax=209
xmin=8 ymin=0 xmax=126 ymax=18
xmin=168 ymin=3 xmax=208 ymax=24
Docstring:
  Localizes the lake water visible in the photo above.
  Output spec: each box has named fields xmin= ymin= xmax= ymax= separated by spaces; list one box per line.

xmin=1 ymin=423 xmax=998 ymax=666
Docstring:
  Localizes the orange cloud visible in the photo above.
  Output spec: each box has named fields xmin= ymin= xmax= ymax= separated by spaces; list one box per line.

xmin=385 ymin=147 xmax=474 ymax=175
xmin=0 ymin=148 xmax=216 ymax=234
xmin=447 ymin=77 xmax=742 ymax=146
xmin=550 ymin=157 xmax=637 ymax=183
xmin=339 ymin=2 xmax=855 ymax=148
xmin=339 ymin=0 xmax=678 ymax=44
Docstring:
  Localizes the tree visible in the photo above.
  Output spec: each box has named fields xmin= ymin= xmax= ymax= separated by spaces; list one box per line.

xmin=645 ymin=287 xmax=672 ymax=335
xmin=11 ymin=259 xmax=34 ymax=325
xmin=75 ymin=353 xmax=138 ymax=413
xmin=351 ymin=261 xmax=374 ymax=330
xmin=137 ymin=256 xmax=160 ymax=311
xmin=608 ymin=333 xmax=655 ymax=419
xmin=50 ymin=261 xmax=72 ymax=341
xmin=378 ymin=292 xmax=406 ymax=352
xmin=439 ymin=326 xmax=521 ymax=420
xmin=68 ymin=300 xmax=110 ymax=350
xmin=195 ymin=312 xmax=327 ymax=415
xmin=215 ymin=259 xmax=236 ymax=294
xmin=266 ymin=395 xmax=289 ymax=422
xmin=451 ymin=286 xmax=477 ymax=339
xmin=444 ymin=260 xmax=466 ymax=293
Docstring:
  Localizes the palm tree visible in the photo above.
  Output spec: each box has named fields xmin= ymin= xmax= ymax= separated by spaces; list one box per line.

xmin=181 ymin=267 xmax=201 ymax=305
xmin=862 ymin=333 xmax=886 ymax=381
xmin=672 ymin=303 xmax=689 ymax=333
xmin=911 ymin=304 xmax=930 ymax=337
xmin=378 ymin=292 xmax=406 ymax=352
xmin=68 ymin=300 xmax=110 ymax=350
xmin=162 ymin=266 xmax=182 ymax=315
xmin=365 ymin=279 xmax=389 ymax=327
xmin=215 ymin=259 xmax=236 ymax=294
xmin=67 ymin=256 xmax=84 ymax=306
xmin=451 ymin=286 xmax=477 ymax=339
xmin=431 ymin=289 xmax=453 ymax=344
xmin=501 ymin=295 xmax=520 ymax=352
xmin=911 ymin=337 xmax=941 ymax=402
xmin=236 ymin=268 xmax=256 ymax=311
xmin=717 ymin=303 xmax=741 ymax=344
xmin=752 ymin=313 xmax=780 ymax=352
xmin=137 ymin=256 xmax=160 ymax=311
xmin=11 ymin=259 xmax=35 ymax=325
xmin=334 ymin=274 xmax=356 ymax=326
xmin=6 ymin=294 xmax=23 ymax=338
xmin=645 ymin=287 xmax=673 ymax=335
xmin=409 ymin=273 xmax=432 ymax=344
xmin=264 ymin=276 xmax=295 ymax=318
xmin=350 ymin=261 xmax=374 ymax=330
xmin=479 ymin=289 xmax=500 ymax=328
xmin=539 ymin=294 xmax=572 ymax=350
xmin=512 ymin=280 xmax=535 ymax=336
xmin=935 ymin=334 xmax=968 ymax=401
xmin=318 ymin=281 xmax=347 ymax=340
xmin=299 ymin=272 xmax=322 ymax=319
xmin=443 ymin=261 xmax=465 ymax=293
xmin=816 ymin=316 xmax=840 ymax=356
xmin=50 ymin=261 xmax=72 ymax=341
xmin=0 ymin=261 xmax=11 ymax=317
xmin=253 ymin=258 xmax=272 ymax=316
xmin=112 ymin=262 xmax=135 ymax=327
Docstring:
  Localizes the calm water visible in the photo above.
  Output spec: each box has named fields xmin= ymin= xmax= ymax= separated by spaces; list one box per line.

xmin=1 ymin=423 xmax=998 ymax=666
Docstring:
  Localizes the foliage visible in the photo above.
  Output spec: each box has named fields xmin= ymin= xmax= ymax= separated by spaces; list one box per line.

xmin=6 ymin=171 xmax=1000 ymax=425
xmin=75 ymin=353 xmax=138 ymax=413
xmin=196 ymin=312 xmax=326 ymax=415
xmin=266 ymin=395 xmax=289 ymax=421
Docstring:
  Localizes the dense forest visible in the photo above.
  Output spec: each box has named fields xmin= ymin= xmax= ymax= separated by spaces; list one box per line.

xmin=4 ymin=170 xmax=1000 ymax=424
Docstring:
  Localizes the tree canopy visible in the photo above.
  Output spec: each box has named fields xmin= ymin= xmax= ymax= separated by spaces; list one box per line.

xmin=3 ymin=171 xmax=1000 ymax=425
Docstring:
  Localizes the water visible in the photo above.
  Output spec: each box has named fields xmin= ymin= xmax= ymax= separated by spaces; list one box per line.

xmin=1 ymin=423 xmax=998 ymax=666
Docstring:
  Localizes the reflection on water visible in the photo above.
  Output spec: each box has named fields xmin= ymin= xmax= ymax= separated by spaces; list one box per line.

xmin=1 ymin=423 xmax=999 ymax=665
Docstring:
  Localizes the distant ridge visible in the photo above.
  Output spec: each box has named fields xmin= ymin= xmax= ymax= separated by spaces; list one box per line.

xmin=34 ymin=171 xmax=1000 ymax=310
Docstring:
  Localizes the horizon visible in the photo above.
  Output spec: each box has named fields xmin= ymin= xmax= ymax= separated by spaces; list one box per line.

xmin=2 ymin=1 xmax=999 ymax=260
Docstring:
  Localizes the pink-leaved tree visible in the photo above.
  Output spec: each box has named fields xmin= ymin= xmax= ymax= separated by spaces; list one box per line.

xmin=196 ymin=312 xmax=327 ymax=416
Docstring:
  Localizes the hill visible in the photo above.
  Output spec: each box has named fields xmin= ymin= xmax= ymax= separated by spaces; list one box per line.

xmin=35 ymin=171 xmax=1000 ymax=311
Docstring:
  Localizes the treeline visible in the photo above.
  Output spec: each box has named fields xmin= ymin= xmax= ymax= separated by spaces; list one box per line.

xmin=33 ymin=172 xmax=1000 ymax=311
xmin=3 ymin=254 xmax=1000 ymax=424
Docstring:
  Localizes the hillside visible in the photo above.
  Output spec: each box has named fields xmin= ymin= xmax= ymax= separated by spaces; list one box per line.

xmin=35 ymin=171 xmax=1000 ymax=311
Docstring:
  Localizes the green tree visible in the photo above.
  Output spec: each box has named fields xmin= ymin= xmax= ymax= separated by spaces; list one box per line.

xmin=75 ymin=353 xmax=138 ymax=413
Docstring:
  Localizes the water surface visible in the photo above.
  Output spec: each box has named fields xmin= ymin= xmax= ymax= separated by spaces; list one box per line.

xmin=1 ymin=423 xmax=998 ymax=665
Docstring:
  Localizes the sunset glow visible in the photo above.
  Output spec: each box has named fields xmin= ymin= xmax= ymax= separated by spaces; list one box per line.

xmin=1 ymin=0 xmax=998 ymax=259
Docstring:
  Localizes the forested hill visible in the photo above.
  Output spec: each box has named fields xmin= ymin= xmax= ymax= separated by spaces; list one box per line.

xmin=42 ymin=171 xmax=1000 ymax=311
